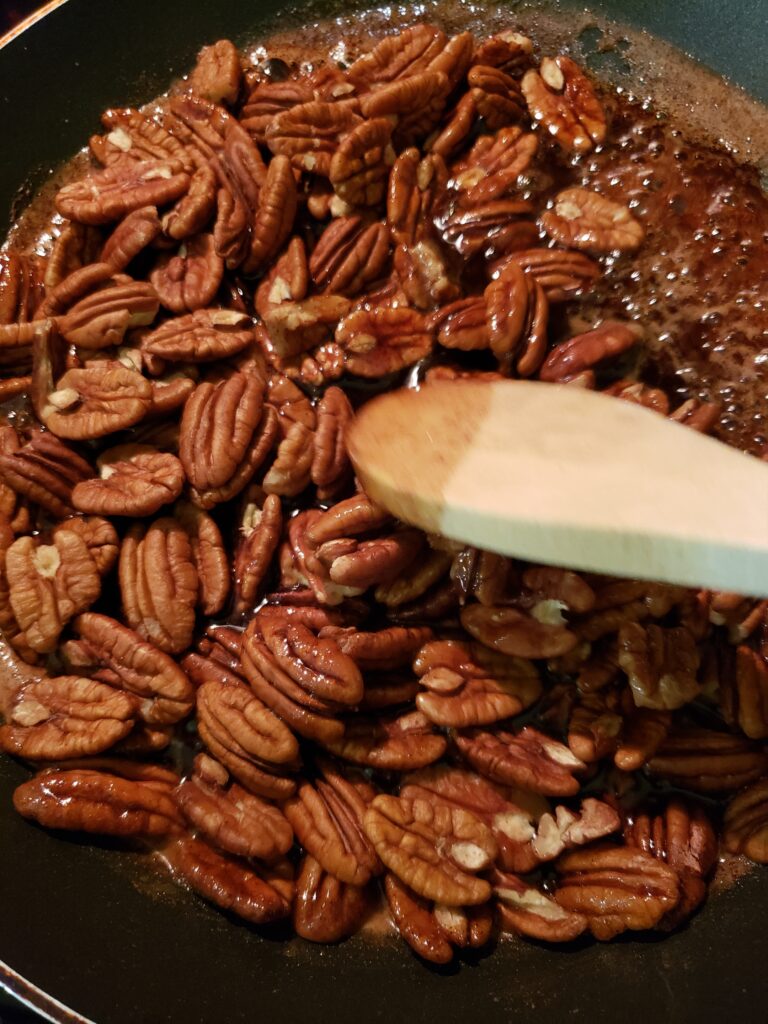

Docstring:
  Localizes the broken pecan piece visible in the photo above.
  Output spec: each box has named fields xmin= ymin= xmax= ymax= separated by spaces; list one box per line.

xmin=150 ymin=234 xmax=224 ymax=313
xmin=234 ymin=490 xmax=282 ymax=612
xmin=322 ymin=709 xmax=447 ymax=771
xmin=335 ymin=306 xmax=433 ymax=378
xmin=188 ymin=39 xmax=242 ymax=106
xmin=364 ymin=794 xmax=496 ymax=905
xmin=494 ymin=870 xmax=588 ymax=943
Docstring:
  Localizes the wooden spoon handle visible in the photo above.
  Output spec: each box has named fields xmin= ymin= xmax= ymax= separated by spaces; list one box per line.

xmin=348 ymin=380 xmax=768 ymax=597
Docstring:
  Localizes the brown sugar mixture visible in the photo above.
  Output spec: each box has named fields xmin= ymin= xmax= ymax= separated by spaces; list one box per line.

xmin=1 ymin=6 xmax=767 ymax=964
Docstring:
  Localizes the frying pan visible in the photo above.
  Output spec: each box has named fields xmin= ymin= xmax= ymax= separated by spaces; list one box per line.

xmin=1 ymin=1 xmax=767 ymax=1021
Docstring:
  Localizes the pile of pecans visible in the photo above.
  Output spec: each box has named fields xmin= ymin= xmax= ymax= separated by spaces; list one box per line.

xmin=0 ymin=23 xmax=766 ymax=964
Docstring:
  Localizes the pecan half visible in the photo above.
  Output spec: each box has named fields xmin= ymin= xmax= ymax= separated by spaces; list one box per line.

xmin=386 ymin=873 xmax=493 ymax=963
xmin=414 ymin=639 xmax=541 ymax=728
xmin=322 ymin=709 xmax=447 ymax=771
xmin=266 ymin=100 xmax=362 ymax=176
xmin=330 ymin=118 xmax=395 ymax=207
xmin=294 ymin=855 xmax=371 ymax=943
xmin=143 ymin=309 xmax=253 ymax=363
xmin=72 ymin=444 xmax=184 ymax=517
xmin=163 ymin=835 xmax=291 ymax=924
xmin=101 ymin=207 xmax=162 ymax=270
xmin=119 ymin=517 xmax=198 ymax=653
xmin=0 ymin=675 xmax=136 ymax=760
xmin=646 ymin=727 xmax=768 ymax=793
xmin=720 ymin=645 xmax=768 ymax=740
xmin=554 ymin=844 xmax=680 ymax=940
xmin=494 ymin=870 xmax=588 ymax=943
xmin=541 ymin=187 xmax=644 ymax=254
xmin=468 ymin=65 xmax=525 ymax=129
xmin=456 ymin=726 xmax=585 ymax=796
xmin=40 ymin=362 xmax=153 ymax=440
xmin=364 ymin=794 xmax=497 ymax=905
xmin=175 ymin=501 xmax=230 ymax=616
xmin=234 ymin=490 xmax=282 ymax=612
xmin=617 ymin=622 xmax=700 ymax=710
xmin=0 ymin=430 xmax=91 ymax=518
xmin=189 ymin=39 xmax=242 ymax=105
xmin=461 ymin=603 xmax=578 ymax=659
xmin=54 ymin=515 xmax=119 ymax=577
xmin=538 ymin=321 xmax=642 ymax=383
xmin=319 ymin=624 xmax=434 ymax=671
xmin=56 ymin=160 xmax=191 ymax=225
xmin=150 ymin=234 xmax=224 ymax=314
xmin=310 ymin=218 xmax=391 ymax=298
xmin=723 ymin=779 xmax=768 ymax=863
xmin=335 ymin=306 xmax=433 ymax=377
xmin=14 ymin=767 xmax=182 ymax=837
xmin=499 ymin=247 xmax=600 ymax=301
xmin=521 ymin=56 xmax=606 ymax=154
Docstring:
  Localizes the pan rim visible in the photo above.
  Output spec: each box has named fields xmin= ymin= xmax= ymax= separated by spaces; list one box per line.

xmin=0 ymin=0 xmax=70 ymax=52
xmin=1 ymin=959 xmax=92 ymax=1024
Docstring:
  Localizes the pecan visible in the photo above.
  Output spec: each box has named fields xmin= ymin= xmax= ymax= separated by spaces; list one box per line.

xmin=13 ymin=767 xmax=182 ymax=837
xmin=388 ymin=148 xmax=448 ymax=246
xmin=262 ymin=420 xmax=315 ymax=497
xmin=148 ymin=373 xmax=196 ymax=415
xmin=468 ymin=65 xmax=525 ymax=129
xmin=567 ymin=689 xmax=623 ymax=763
xmin=196 ymin=679 xmax=299 ymax=799
xmin=450 ymin=126 xmax=538 ymax=205
xmin=263 ymin=294 xmax=351 ymax=361
xmin=523 ymin=565 xmax=597 ymax=613
xmin=646 ymin=727 xmax=768 ymax=793
xmin=150 ymin=234 xmax=224 ymax=313
xmin=321 ymin=709 xmax=447 ymax=771
xmin=0 ymin=676 xmax=136 ymax=760
xmin=335 ymin=306 xmax=433 ymax=377
xmin=427 ymin=93 xmax=477 ymax=159
xmin=374 ymin=548 xmax=451 ymax=608
xmin=305 ymin=491 xmax=390 ymax=546
xmin=163 ymin=835 xmax=291 ymax=924
xmin=119 ymin=517 xmax=198 ymax=653
xmin=723 ymin=779 xmax=768 ymax=863
xmin=539 ymin=321 xmax=642 ymax=383
xmin=315 ymin=528 xmax=424 ymax=593
xmin=720 ymin=645 xmax=768 ymax=740
xmin=95 ymin=106 xmax=197 ymax=170
xmin=414 ymin=639 xmax=541 ymax=728
xmin=56 ymin=160 xmax=191 ymax=225
xmin=54 ymin=515 xmax=119 ymax=576
xmin=521 ymin=56 xmax=606 ymax=154
xmin=175 ymin=767 xmax=293 ymax=861
xmin=190 ymin=404 xmax=278 ymax=510
xmin=499 ymin=247 xmax=601 ymax=301
xmin=554 ymin=845 xmax=680 ymax=940
xmin=359 ymin=672 xmax=420 ymax=711
xmin=233 ymin=491 xmax=281 ymax=612
xmin=72 ymin=444 xmax=184 ymax=517
xmin=44 ymin=227 xmax=101 ymax=293
xmin=40 ymin=362 xmax=152 ymax=440
xmin=439 ymin=198 xmax=537 ymax=260
xmin=284 ymin=764 xmax=380 ymax=885
xmin=143 ymin=308 xmax=252 ymax=363
xmin=670 ymin=397 xmax=721 ymax=433
xmin=330 ymin=118 xmax=395 ymax=207
xmin=617 ymin=622 xmax=700 ymax=711
xmin=240 ymin=630 xmax=345 ymax=744
xmin=360 ymin=71 xmax=450 ymax=148
xmin=319 ymin=624 xmax=433 ymax=671
xmin=174 ymin=501 xmax=230 ymax=616
xmin=386 ymin=873 xmax=493 ymax=963
xmin=450 ymin=547 xmax=514 ymax=606
xmin=101 ymin=207 xmax=162 ymax=270
xmin=614 ymin=706 xmax=672 ymax=771
xmin=461 ymin=603 xmax=578 ymax=659
xmin=266 ymin=100 xmax=362 ymax=175
xmin=310 ymin=218 xmax=391 ymax=298
xmin=624 ymin=799 xmax=717 ymax=925
xmin=243 ymin=154 xmax=298 ymax=275
xmin=484 ymin=259 xmax=548 ymax=374
xmin=6 ymin=531 xmax=101 ymax=653
xmin=67 ymin=613 xmax=195 ymax=725
xmin=0 ymin=430 xmax=91 ymax=518
xmin=541 ymin=187 xmax=644 ymax=254
xmin=162 ymin=163 xmax=218 ymax=239
xmin=347 ymin=25 xmax=448 ymax=88
xmin=241 ymin=80 xmax=315 ymax=144
xmin=494 ymin=870 xmax=588 ymax=943
xmin=529 ymin=798 xmax=621 ymax=862
xmin=310 ymin=386 xmax=353 ymax=500
xmin=294 ymin=855 xmax=371 ymax=943
xmin=364 ymin=794 xmax=497 ymax=905
xmin=603 ymin=378 xmax=670 ymax=414
xmin=189 ymin=39 xmax=242 ymax=105
xmin=473 ymin=31 xmax=534 ymax=74
xmin=456 ymin=727 xmax=585 ymax=796
xmin=179 ymin=368 xmax=265 ymax=491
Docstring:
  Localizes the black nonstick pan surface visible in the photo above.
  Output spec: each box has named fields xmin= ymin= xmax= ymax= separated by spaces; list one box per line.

xmin=0 ymin=1 xmax=767 ymax=1021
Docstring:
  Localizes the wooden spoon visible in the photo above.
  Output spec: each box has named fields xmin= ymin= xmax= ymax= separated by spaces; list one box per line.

xmin=348 ymin=379 xmax=768 ymax=597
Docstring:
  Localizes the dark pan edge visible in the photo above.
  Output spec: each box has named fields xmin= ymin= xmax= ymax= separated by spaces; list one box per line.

xmin=1 ymin=961 xmax=92 ymax=1024
xmin=0 ymin=0 xmax=70 ymax=51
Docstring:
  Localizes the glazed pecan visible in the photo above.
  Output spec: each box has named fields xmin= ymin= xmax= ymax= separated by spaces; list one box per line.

xmin=294 ymin=855 xmax=371 ymax=943
xmin=473 ymin=31 xmax=533 ymax=73
xmin=723 ymin=779 xmax=768 ymax=863
xmin=323 ymin=709 xmax=447 ymax=771
xmin=319 ymin=624 xmax=433 ymax=671
xmin=67 ymin=613 xmax=195 ymax=725
xmin=163 ymin=835 xmax=291 ymax=924
xmin=56 ymin=160 xmax=190 ymax=225
xmin=494 ymin=870 xmax=588 ymax=943
xmin=310 ymin=218 xmax=391 ymax=298
xmin=59 ymin=276 xmax=159 ymax=349
xmin=624 ymin=799 xmax=717 ymax=925
xmin=243 ymin=154 xmax=298 ymax=275
xmin=0 ymin=429 xmax=91 ymax=518
xmin=234 ymin=491 xmax=282 ymax=612
xmin=360 ymin=71 xmax=450 ymax=149
xmin=538 ymin=322 xmax=642 ymax=383
xmin=72 ymin=444 xmax=184 ymax=518
xmin=196 ymin=679 xmax=299 ymax=799
xmin=241 ymin=80 xmax=315 ymax=144
xmin=461 ymin=604 xmax=578 ymax=659
xmin=498 ymin=247 xmax=600 ymax=301
xmin=175 ymin=501 xmax=230 ymax=616
xmin=314 ymin=528 xmax=424 ymax=594
xmin=364 ymin=794 xmax=496 ymax=905
xmin=162 ymin=163 xmax=218 ymax=240
xmin=93 ymin=106 xmax=197 ymax=171
xmin=188 ymin=39 xmax=242 ymax=105
xmin=101 ymin=207 xmax=162 ymax=270
xmin=386 ymin=873 xmax=493 ymax=963
xmin=335 ymin=306 xmax=433 ymax=377
xmin=175 ymin=762 xmax=293 ymax=861
xmin=617 ymin=622 xmax=700 ymax=711
xmin=439 ymin=197 xmax=537 ymax=260
xmin=484 ymin=259 xmax=548 ymax=374
xmin=150 ymin=234 xmax=223 ymax=314
xmin=646 ymin=727 xmax=768 ymax=793
xmin=40 ymin=362 xmax=152 ymax=440
xmin=541 ymin=187 xmax=644 ymax=254
xmin=374 ymin=547 xmax=452 ymax=608
xmin=0 ymin=675 xmax=136 ymax=760
xmin=554 ymin=845 xmax=680 ymax=940
xmin=347 ymin=24 xmax=448 ymax=87
xmin=119 ymin=517 xmax=198 ymax=653
xmin=450 ymin=126 xmax=537 ymax=205
xmin=44 ymin=226 xmax=101 ymax=292
xmin=142 ymin=309 xmax=253 ymax=363
xmin=54 ymin=515 xmax=119 ymax=577
xmin=13 ymin=767 xmax=182 ymax=837
xmin=283 ymin=763 xmax=380 ymax=885
xmin=456 ymin=727 xmax=585 ymax=796
xmin=266 ymin=100 xmax=361 ymax=175
xmin=720 ymin=645 xmax=768 ymax=740
xmin=5 ymin=530 xmax=101 ymax=653
xmin=413 ymin=639 xmax=540 ymax=728
xmin=310 ymin=386 xmax=353 ymax=500
xmin=521 ymin=56 xmax=606 ymax=154
xmin=329 ymin=118 xmax=395 ymax=207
